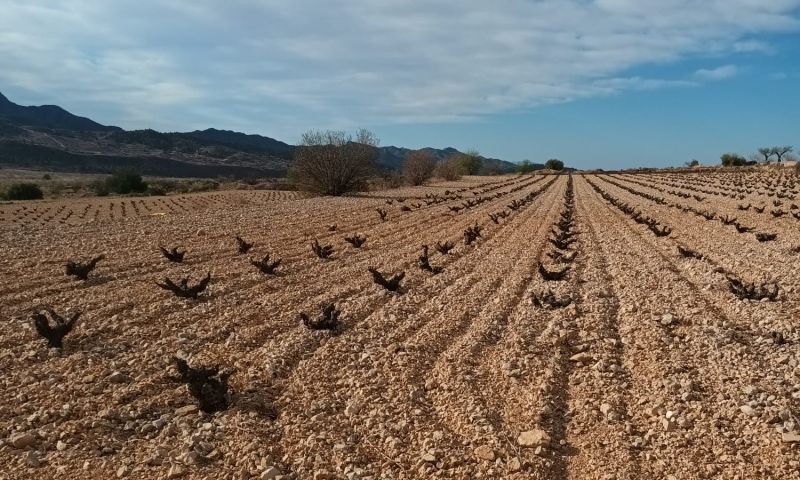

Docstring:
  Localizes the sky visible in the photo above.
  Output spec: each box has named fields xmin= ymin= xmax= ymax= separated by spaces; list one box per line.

xmin=1 ymin=0 xmax=799 ymax=169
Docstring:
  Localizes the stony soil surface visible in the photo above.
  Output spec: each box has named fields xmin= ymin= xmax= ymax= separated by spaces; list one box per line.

xmin=0 ymin=189 xmax=302 ymax=227
xmin=1 ymin=172 xmax=799 ymax=479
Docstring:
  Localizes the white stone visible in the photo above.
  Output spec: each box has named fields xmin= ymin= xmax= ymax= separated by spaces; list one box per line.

xmin=518 ymin=429 xmax=550 ymax=447
xmin=740 ymin=405 xmax=757 ymax=417
xmin=261 ymin=466 xmax=282 ymax=479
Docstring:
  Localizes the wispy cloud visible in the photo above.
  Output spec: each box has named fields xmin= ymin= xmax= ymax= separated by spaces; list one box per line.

xmin=0 ymin=0 xmax=797 ymax=139
xmin=771 ymin=71 xmax=800 ymax=80
xmin=732 ymin=40 xmax=775 ymax=54
xmin=694 ymin=64 xmax=740 ymax=81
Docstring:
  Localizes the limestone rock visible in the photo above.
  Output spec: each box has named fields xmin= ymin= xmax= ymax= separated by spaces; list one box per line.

xmin=474 ymin=445 xmax=495 ymax=461
xmin=518 ymin=429 xmax=550 ymax=448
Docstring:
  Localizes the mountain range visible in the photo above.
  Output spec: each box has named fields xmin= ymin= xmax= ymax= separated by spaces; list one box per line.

xmin=0 ymin=91 xmax=523 ymax=178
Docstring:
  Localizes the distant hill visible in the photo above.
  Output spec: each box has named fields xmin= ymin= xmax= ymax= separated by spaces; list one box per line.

xmin=0 ymin=91 xmax=523 ymax=178
xmin=185 ymin=128 xmax=294 ymax=158
xmin=377 ymin=145 xmax=524 ymax=174
xmin=0 ymin=91 xmax=120 ymax=132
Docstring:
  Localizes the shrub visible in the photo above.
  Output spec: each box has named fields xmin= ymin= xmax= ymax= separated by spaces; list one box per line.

xmin=289 ymin=129 xmax=379 ymax=195
xmin=3 ymin=182 xmax=43 ymax=200
xmin=373 ymin=170 xmax=403 ymax=189
xmin=147 ymin=184 xmax=167 ymax=196
xmin=435 ymin=157 xmax=462 ymax=181
xmin=92 ymin=180 xmax=110 ymax=197
xmin=41 ymin=173 xmax=52 ymax=180
xmin=545 ymin=159 xmax=564 ymax=171
xmin=455 ymin=149 xmax=482 ymax=175
xmin=720 ymin=153 xmax=748 ymax=167
xmin=49 ymin=182 xmax=68 ymax=196
xmin=480 ymin=164 xmax=500 ymax=175
xmin=403 ymin=150 xmax=437 ymax=186
xmin=188 ymin=180 xmax=219 ymax=193
xmin=517 ymin=160 xmax=536 ymax=174
xmin=106 ymin=170 xmax=147 ymax=194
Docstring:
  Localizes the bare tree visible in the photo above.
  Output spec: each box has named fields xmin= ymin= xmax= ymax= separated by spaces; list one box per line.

xmin=289 ymin=129 xmax=379 ymax=195
xmin=403 ymin=150 xmax=437 ymax=186
xmin=758 ymin=147 xmax=774 ymax=163
xmin=435 ymin=156 xmax=462 ymax=181
xmin=772 ymin=146 xmax=793 ymax=163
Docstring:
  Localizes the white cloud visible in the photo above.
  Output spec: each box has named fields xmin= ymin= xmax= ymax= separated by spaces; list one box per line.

xmin=732 ymin=40 xmax=775 ymax=53
xmin=0 ymin=0 xmax=797 ymax=138
xmin=694 ymin=64 xmax=740 ymax=81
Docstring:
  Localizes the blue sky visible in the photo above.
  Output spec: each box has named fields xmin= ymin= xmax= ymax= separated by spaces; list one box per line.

xmin=1 ymin=1 xmax=799 ymax=169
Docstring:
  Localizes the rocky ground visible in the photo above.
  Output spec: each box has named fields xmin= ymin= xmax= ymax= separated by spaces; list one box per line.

xmin=0 ymin=172 xmax=798 ymax=479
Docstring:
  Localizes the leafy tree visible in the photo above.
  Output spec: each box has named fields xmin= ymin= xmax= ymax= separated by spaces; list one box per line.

xmin=106 ymin=170 xmax=147 ymax=194
xmin=545 ymin=158 xmax=564 ymax=171
xmin=517 ymin=160 xmax=536 ymax=173
xmin=289 ymin=129 xmax=379 ymax=195
xmin=403 ymin=150 xmax=437 ymax=186
xmin=3 ymin=182 xmax=43 ymax=200
xmin=685 ymin=159 xmax=699 ymax=167
xmin=458 ymin=148 xmax=482 ymax=175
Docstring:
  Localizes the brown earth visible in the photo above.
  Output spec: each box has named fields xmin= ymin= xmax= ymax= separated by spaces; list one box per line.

xmin=1 ymin=172 xmax=799 ymax=479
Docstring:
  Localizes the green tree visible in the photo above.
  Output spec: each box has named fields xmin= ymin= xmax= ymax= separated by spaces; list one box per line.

xmin=458 ymin=148 xmax=482 ymax=175
xmin=685 ymin=159 xmax=699 ymax=167
xmin=545 ymin=159 xmax=564 ymax=171
xmin=517 ymin=160 xmax=536 ymax=173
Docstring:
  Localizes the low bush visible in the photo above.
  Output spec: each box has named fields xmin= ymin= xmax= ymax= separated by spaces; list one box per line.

xmin=3 ymin=182 xmax=44 ymax=200
xmin=720 ymin=153 xmax=747 ymax=167
xmin=188 ymin=179 xmax=219 ymax=193
xmin=106 ymin=170 xmax=147 ymax=194
xmin=92 ymin=180 xmax=110 ymax=196
xmin=545 ymin=159 xmax=564 ymax=171
xmin=146 ymin=184 xmax=167 ymax=196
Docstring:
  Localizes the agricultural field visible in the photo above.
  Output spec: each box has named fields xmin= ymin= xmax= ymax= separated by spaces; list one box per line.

xmin=0 ymin=190 xmax=302 ymax=227
xmin=1 ymin=171 xmax=799 ymax=479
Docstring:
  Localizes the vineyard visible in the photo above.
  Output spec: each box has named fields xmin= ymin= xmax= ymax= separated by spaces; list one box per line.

xmin=1 ymin=171 xmax=799 ymax=479
xmin=0 ymin=190 xmax=302 ymax=227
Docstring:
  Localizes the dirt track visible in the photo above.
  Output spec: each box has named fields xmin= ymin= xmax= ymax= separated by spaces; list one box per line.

xmin=1 ymin=172 xmax=799 ymax=479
